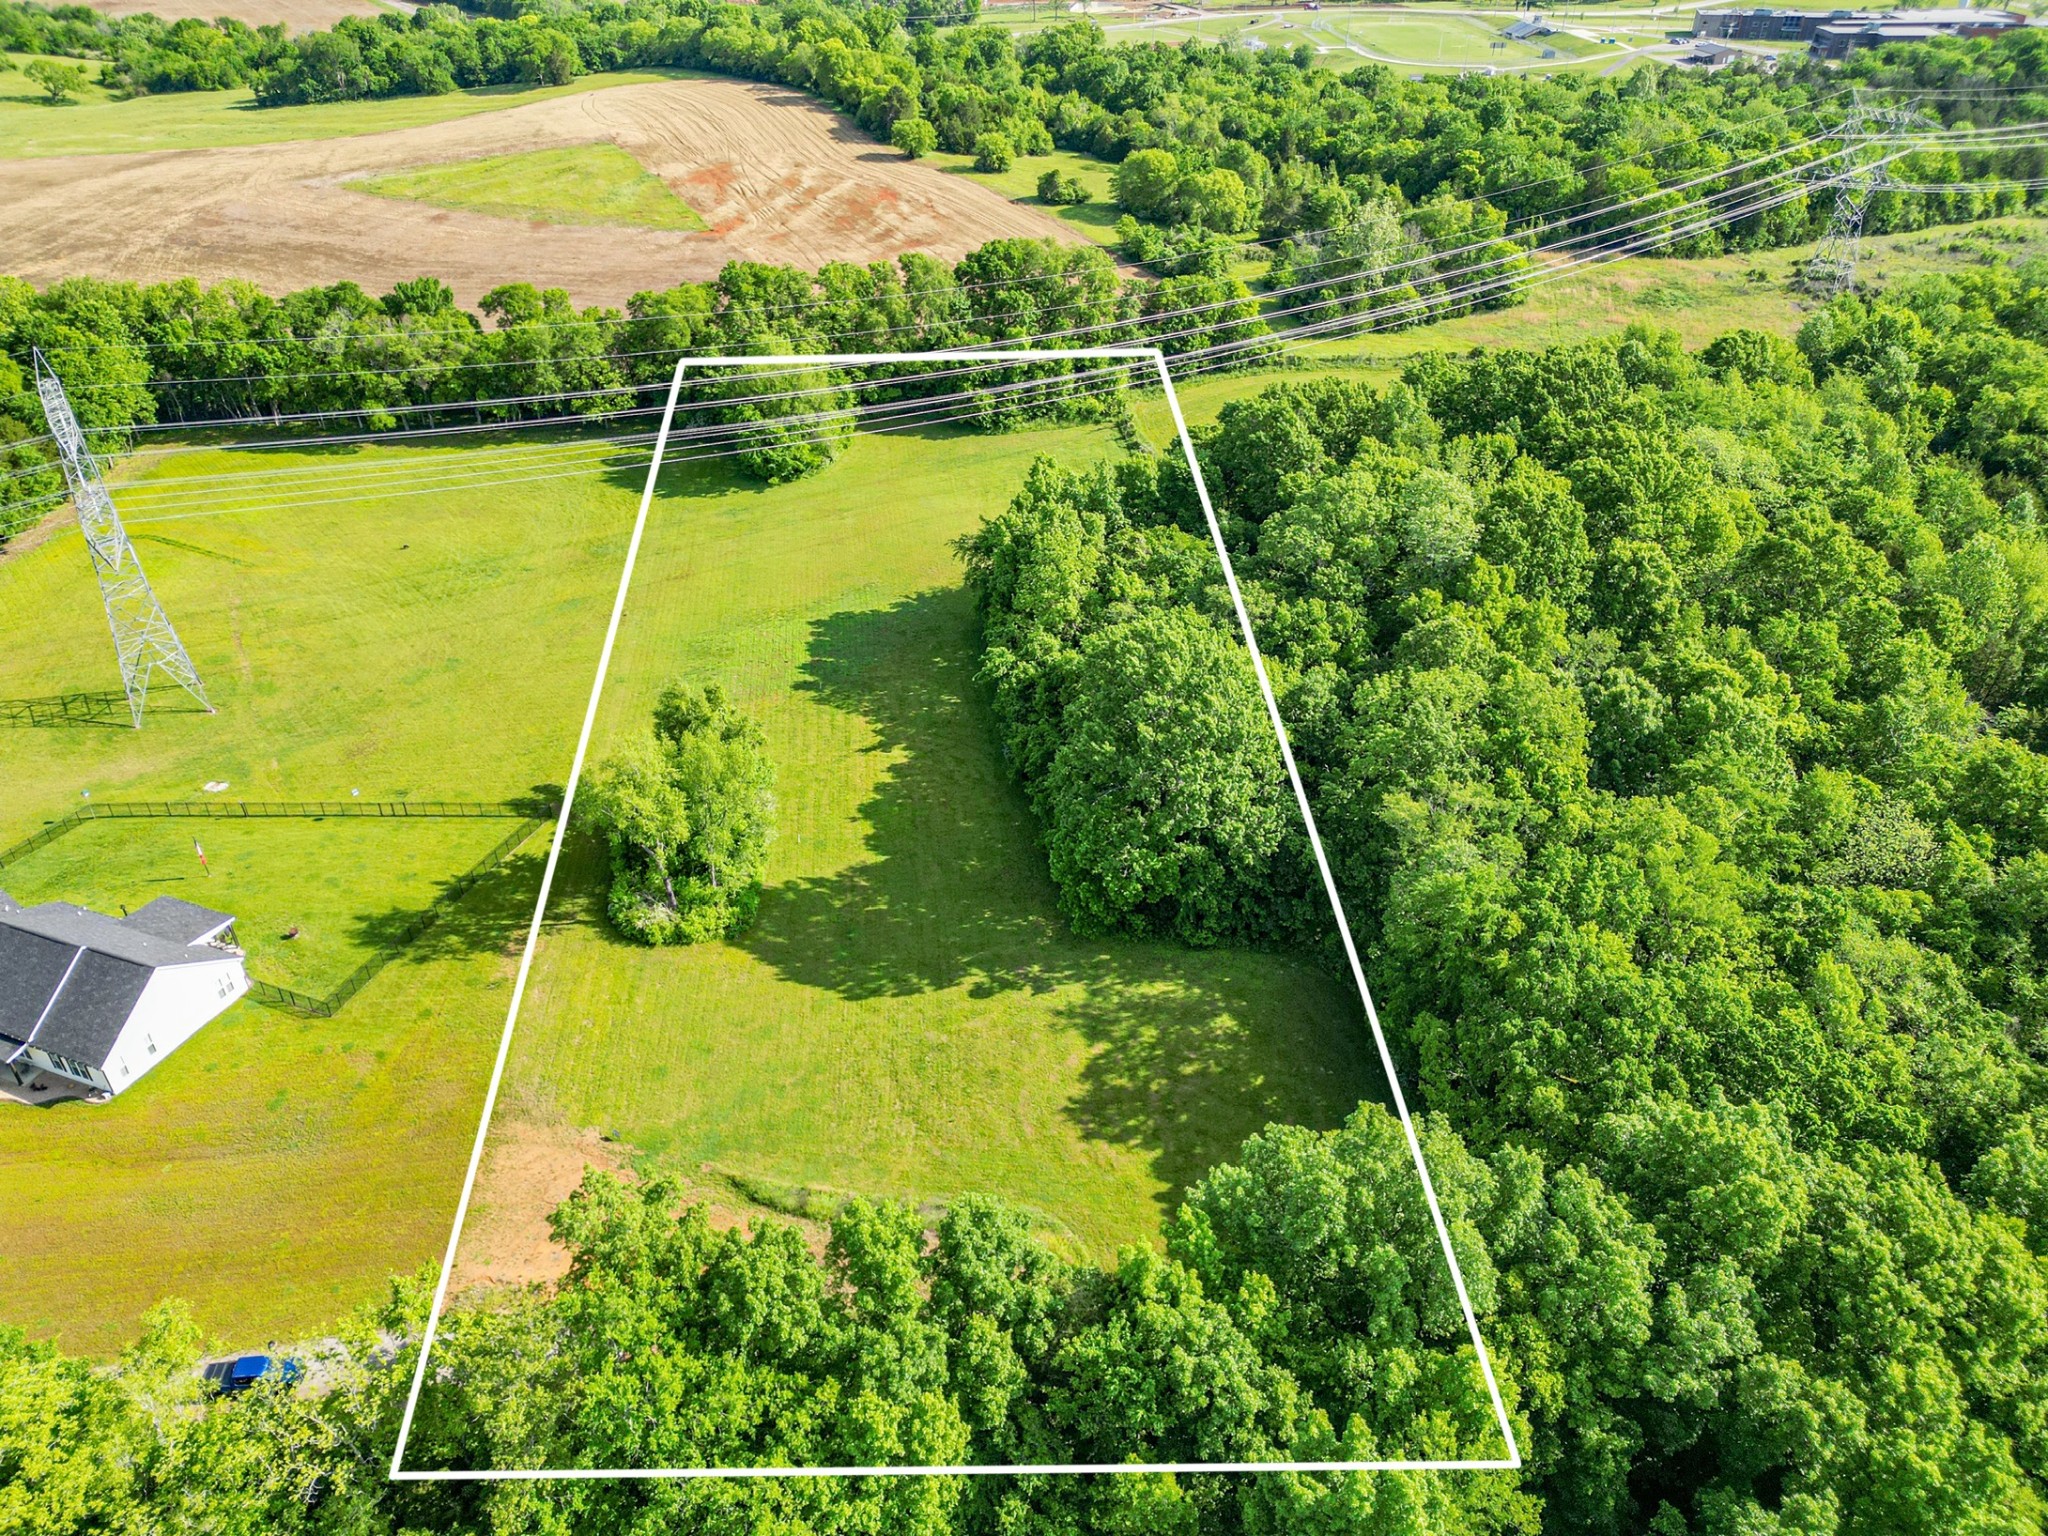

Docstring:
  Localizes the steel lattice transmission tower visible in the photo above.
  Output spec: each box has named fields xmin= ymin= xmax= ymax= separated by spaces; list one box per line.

xmin=1802 ymin=91 xmax=1937 ymax=298
xmin=33 ymin=349 xmax=212 ymax=728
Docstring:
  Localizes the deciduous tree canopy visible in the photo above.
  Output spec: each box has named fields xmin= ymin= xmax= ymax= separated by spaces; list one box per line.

xmin=964 ymin=264 xmax=2048 ymax=1533
xmin=581 ymin=681 xmax=775 ymax=944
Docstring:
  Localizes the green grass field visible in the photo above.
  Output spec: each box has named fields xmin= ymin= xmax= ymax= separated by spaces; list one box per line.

xmin=928 ymin=146 xmax=1124 ymax=248
xmin=0 ymin=66 xmax=695 ymax=159
xmin=356 ymin=144 xmax=707 ymax=233
xmin=497 ymin=421 xmax=1379 ymax=1261
xmin=0 ymin=432 xmax=644 ymax=1354
xmin=1 ymin=816 xmax=530 ymax=994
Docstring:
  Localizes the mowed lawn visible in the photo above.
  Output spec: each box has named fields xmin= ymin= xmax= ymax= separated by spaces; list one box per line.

xmin=357 ymin=143 xmax=708 ymax=232
xmin=1 ymin=816 xmax=531 ymax=994
xmin=928 ymin=147 xmax=1122 ymax=248
xmin=502 ymin=420 xmax=1381 ymax=1259
xmin=0 ymin=432 xmax=639 ymax=1354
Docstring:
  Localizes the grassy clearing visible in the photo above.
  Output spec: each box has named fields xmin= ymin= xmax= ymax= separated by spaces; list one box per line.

xmin=0 ymin=433 xmax=642 ymax=1354
xmin=927 ymin=146 xmax=1123 ymax=248
xmin=499 ymin=420 xmax=1380 ymax=1262
xmin=0 ymin=68 xmax=694 ymax=160
xmin=1 ymin=816 xmax=527 ymax=994
xmin=1319 ymin=11 xmax=1554 ymax=64
xmin=356 ymin=143 xmax=707 ymax=233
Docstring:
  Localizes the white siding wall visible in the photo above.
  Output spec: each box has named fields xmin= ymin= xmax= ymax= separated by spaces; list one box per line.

xmin=104 ymin=958 xmax=247 ymax=1095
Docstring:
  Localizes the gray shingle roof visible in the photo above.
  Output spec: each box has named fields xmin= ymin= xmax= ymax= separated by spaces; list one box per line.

xmin=2 ymin=902 xmax=225 ymax=969
xmin=0 ymin=900 xmax=239 ymax=1072
xmin=0 ymin=924 xmax=78 ymax=1049
xmin=121 ymin=896 xmax=235 ymax=947
xmin=36 ymin=951 xmax=152 ymax=1068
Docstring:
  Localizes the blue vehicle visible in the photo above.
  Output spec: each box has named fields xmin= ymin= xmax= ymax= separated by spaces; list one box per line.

xmin=202 ymin=1353 xmax=303 ymax=1394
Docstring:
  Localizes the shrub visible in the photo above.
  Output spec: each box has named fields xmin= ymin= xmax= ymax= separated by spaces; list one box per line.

xmin=890 ymin=115 xmax=937 ymax=158
xmin=1036 ymin=169 xmax=1092 ymax=206
xmin=973 ymin=130 xmax=1014 ymax=174
xmin=25 ymin=58 xmax=87 ymax=102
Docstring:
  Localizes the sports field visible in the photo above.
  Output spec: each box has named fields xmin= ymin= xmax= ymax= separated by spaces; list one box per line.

xmin=1058 ymin=5 xmax=1629 ymax=70
xmin=477 ymin=415 xmax=1379 ymax=1272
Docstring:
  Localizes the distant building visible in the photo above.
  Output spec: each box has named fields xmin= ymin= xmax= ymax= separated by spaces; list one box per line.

xmin=1686 ymin=36 xmax=1746 ymax=63
xmin=0 ymin=893 xmax=246 ymax=1105
xmin=1695 ymin=8 xmax=1868 ymax=42
xmin=1693 ymin=3 xmax=2027 ymax=54
xmin=1811 ymin=7 xmax=2027 ymax=56
xmin=1678 ymin=35 xmax=1780 ymax=67
xmin=1503 ymin=17 xmax=1555 ymax=40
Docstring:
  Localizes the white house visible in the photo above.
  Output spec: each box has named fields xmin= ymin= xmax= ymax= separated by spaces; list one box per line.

xmin=0 ymin=892 xmax=247 ymax=1104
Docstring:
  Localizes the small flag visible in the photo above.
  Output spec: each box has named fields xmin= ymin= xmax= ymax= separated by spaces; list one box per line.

xmin=194 ymin=839 xmax=210 ymax=877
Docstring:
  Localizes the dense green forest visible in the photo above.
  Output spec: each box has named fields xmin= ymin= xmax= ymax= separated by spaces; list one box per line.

xmin=964 ymin=260 xmax=2048 ymax=1532
xmin=10 ymin=267 xmax=2048 ymax=1536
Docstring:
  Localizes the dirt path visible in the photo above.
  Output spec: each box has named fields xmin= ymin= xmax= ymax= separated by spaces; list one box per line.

xmin=0 ymin=78 xmax=1084 ymax=310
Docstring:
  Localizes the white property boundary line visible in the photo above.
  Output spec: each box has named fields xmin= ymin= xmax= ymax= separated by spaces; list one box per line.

xmin=388 ymin=348 xmax=1524 ymax=1481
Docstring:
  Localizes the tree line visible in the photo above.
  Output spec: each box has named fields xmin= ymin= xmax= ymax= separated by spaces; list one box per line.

xmin=963 ymin=260 xmax=2048 ymax=1533
xmin=0 ymin=240 xmax=1261 ymax=543
xmin=5 ymin=1090 xmax=1923 ymax=1536
xmin=6 ymin=0 xmax=2045 ymax=267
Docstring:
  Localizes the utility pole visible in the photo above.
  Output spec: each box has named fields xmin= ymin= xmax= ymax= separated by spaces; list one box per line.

xmin=33 ymin=349 xmax=212 ymax=729
xmin=1802 ymin=90 xmax=1936 ymax=298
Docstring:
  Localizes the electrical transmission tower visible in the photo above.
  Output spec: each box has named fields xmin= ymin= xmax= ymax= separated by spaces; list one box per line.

xmin=1802 ymin=91 xmax=1937 ymax=298
xmin=33 ymin=349 xmax=212 ymax=729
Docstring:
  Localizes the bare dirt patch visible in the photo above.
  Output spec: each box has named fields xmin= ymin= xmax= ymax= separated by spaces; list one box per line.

xmin=453 ymin=1116 xmax=828 ymax=1294
xmin=80 ymin=0 xmax=393 ymax=31
xmin=0 ymin=78 xmax=1085 ymax=309
xmin=452 ymin=1118 xmax=632 ymax=1294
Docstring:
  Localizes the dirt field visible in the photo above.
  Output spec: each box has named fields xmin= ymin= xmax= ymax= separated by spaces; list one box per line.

xmin=81 ymin=0 xmax=397 ymax=31
xmin=0 ymin=78 xmax=1084 ymax=308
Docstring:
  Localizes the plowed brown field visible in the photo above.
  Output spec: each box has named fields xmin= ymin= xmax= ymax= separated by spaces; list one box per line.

xmin=0 ymin=78 xmax=1083 ymax=307
xmin=83 ymin=0 xmax=391 ymax=30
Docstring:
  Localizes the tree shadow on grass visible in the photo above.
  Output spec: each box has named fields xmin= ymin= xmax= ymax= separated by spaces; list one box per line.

xmin=338 ymin=825 xmax=553 ymax=984
xmin=738 ymin=588 xmax=1377 ymax=1214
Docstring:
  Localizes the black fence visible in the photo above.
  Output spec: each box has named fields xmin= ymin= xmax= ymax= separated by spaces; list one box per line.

xmin=0 ymin=691 xmax=129 ymax=728
xmin=71 ymin=798 xmax=530 ymax=820
xmin=0 ymin=797 xmax=557 ymax=1020
xmin=246 ymin=815 xmax=550 ymax=1018
xmin=0 ymin=798 xmax=538 ymax=871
